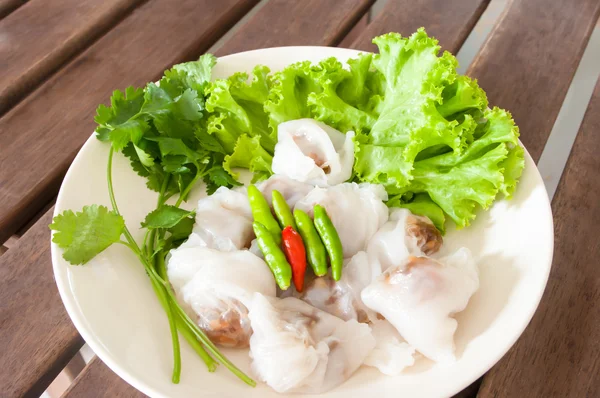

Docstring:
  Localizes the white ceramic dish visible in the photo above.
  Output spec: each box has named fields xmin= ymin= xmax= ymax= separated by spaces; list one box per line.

xmin=51 ymin=47 xmax=554 ymax=398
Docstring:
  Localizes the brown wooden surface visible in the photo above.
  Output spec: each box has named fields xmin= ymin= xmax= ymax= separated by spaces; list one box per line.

xmin=62 ymin=357 xmax=145 ymax=398
xmin=351 ymin=0 xmax=490 ymax=53
xmin=468 ymin=0 xmax=600 ymax=162
xmin=478 ymin=78 xmax=600 ymax=398
xmin=0 ymin=0 xmax=257 ymax=245
xmin=0 ymin=210 xmax=86 ymax=398
xmin=0 ymin=0 xmax=25 ymax=19
xmin=0 ymin=0 xmax=147 ymax=115
xmin=215 ymin=0 xmax=374 ymax=56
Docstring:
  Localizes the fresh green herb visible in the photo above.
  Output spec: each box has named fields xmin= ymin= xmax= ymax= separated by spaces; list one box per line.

xmin=50 ymin=55 xmax=256 ymax=386
xmin=50 ymin=205 xmax=125 ymax=265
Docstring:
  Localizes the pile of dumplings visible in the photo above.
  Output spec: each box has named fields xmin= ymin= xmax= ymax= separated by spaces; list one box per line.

xmin=167 ymin=119 xmax=479 ymax=394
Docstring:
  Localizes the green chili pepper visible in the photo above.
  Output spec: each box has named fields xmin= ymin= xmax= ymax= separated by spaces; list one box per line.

xmin=313 ymin=205 xmax=343 ymax=281
xmin=272 ymin=190 xmax=297 ymax=230
xmin=293 ymin=209 xmax=328 ymax=277
xmin=253 ymin=222 xmax=292 ymax=290
xmin=248 ymin=185 xmax=281 ymax=244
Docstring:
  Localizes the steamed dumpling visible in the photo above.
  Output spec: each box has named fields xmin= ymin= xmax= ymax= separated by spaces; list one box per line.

xmin=366 ymin=208 xmax=443 ymax=275
xmin=271 ymin=118 xmax=355 ymax=186
xmin=168 ymin=247 xmax=276 ymax=347
xmin=361 ymin=249 xmax=478 ymax=363
xmin=295 ymin=183 xmax=389 ymax=258
xmin=249 ymin=294 xmax=375 ymax=393
xmin=185 ymin=186 xmax=253 ymax=251
xmin=257 ymin=174 xmax=314 ymax=208
xmin=300 ymin=251 xmax=377 ymax=323
xmin=364 ymin=320 xmax=416 ymax=375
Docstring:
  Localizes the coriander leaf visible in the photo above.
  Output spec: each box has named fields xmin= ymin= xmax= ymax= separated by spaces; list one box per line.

xmin=161 ymin=155 xmax=192 ymax=174
xmin=195 ymin=126 xmax=226 ymax=154
xmin=208 ymin=165 xmax=242 ymax=188
xmin=203 ymin=174 xmax=219 ymax=195
xmin=163 ymin=217 xmax=196 ymax=250
xmin=147 ymin=137 xmax=206 ymax=165
xmin=167 ymin=216 xmax=195 ymax=240
xmin=173 ymin=89 xmax=204 ymax=121
xmin=108 ymin=119 xmax=148 ymax=152
xmin=141 ymin=205 xmax=195 ymax=229
xmin=95 ymin=87 xmax=146 ymax=151
xmin=134 ymin=144 xmax=155 ymax=167
xmin=49 ymin=205 xmax=125 ymax=265
xmin=165 ymin=54 xmax=216 ymax=94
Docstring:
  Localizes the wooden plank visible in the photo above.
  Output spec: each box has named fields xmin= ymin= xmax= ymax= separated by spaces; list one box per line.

xmin=0 ymin=210 xmax=86 ymax=398
xmin=62 ymin=357 xmax=145 ymax=398
xmin=351 ymin=0 xmax=491 ymax=54
xmin=0 ymin=0 xmax=258 ymax=244
xmin=0 ymin=0 xmax=146 ymax=115
xmin=214 ymin=0 xmax=375 ymax=55
xmin=0 ymin=0 xmax=25 ymax=19
xmin=478 ymin=78 xmax=600 ymax=398
xmin=468 ymin=0 xmax=600 ymax=162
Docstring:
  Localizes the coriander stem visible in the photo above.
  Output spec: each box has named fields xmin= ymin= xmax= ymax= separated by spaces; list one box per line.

xmin=107 ymin=147 xmax=140 ymax=252
xmin=108 ymin=147 xmax=184 ymax=382
xmin=140 ymin=251 xmax=216 ymax=375
xmin=166 ymin=298 xmax=181 ymax=383
xmin=174 ymin=170 xmax=204 ymax=207
xmin=145 ymin=263 xmax=255 ymax=386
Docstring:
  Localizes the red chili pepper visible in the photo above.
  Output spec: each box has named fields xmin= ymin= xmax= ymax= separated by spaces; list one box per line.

xmin=281 ymin=226 xmax=307 ymax=292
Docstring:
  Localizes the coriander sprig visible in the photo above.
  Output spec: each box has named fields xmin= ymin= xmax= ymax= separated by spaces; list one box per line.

xmin=50 ymin=55 xmax=255 ymax=386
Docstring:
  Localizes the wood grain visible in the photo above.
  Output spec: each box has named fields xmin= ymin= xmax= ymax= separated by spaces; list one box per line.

xmin=62 ymin=357 xmax=145 ymax=398
xmin=0 ymin=0 xmax=25 ymax=19
xmin=467 ymin=0 xmax=600 ymax=162
xmin=214 ymin=0 xmax=375 ymax=56
xmin=0 ymin=0 xmax=147 ymax=115
xmin=478 ymin=78 xmax=600 ymax=398
xmin=0 ymin=0 xmax=258 ymax=244
xmin=0 ymin=209 xmax=86 ymax=398
xmin=351 ymin=0 xmax=490 ymax=54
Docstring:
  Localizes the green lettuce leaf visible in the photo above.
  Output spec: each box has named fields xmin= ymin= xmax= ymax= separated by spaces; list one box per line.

xmin=395 ymin=107 xmax=522 ymax=228
xmin=223 ymin=134 xmax=273 ymax=182
xmin=307 ymin=57 xmax=377 ymax=134
xmin=205 ymin=65 xmax=274 ymax=153
xmin=354 ymin=29 xmax=474 ymax=188
xmin=264 ymin=61 xmax=324 ymax=132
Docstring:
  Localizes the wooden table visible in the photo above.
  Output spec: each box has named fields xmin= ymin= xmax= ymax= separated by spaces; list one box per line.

xmin=1 ymin=0 xmax=599 ymax=397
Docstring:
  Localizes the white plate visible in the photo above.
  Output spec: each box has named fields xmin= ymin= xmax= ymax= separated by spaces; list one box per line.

xmin=51 ymin=47 xmax=554 ymax=398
